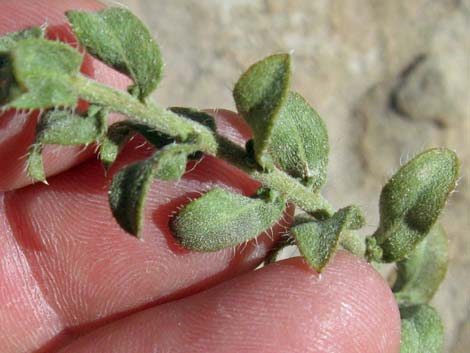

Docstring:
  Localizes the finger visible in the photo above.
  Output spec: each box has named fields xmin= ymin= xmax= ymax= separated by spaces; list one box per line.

xmin=59 ymin=252 xmax=401 ymax=353
xmin=0 ymin=0 xmax=132 ymax=191
xmin=1 ymin=111 xmax=293 ymax=352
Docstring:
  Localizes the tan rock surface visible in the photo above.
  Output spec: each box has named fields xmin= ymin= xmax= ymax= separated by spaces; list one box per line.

xmin=116 ymin=0 xmax=469 ymax=350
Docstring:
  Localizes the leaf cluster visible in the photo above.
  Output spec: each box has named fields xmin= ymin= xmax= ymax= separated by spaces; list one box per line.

xmin=0 ymin=8 xmax=460 ymax=352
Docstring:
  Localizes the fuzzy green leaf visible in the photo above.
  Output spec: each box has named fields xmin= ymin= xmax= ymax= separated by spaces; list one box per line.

xmin=269 ymin=91 xmax=329 ymax=189
xmin=233 ymin=54 xmax=291 ymax=169
xmin=26 ymin=144 xmax=46 ymax=182
xmin=399 ymin=304 xmax=444 ymax=353
xmin=0 ymin=27 xmax=44 ymax=51
xmin=27 ymin=108 xmax=106 ymax=181
xmin=101 ymin=108 xmax=215 ymax=168
xmin=373 ymin=148 xmax=459 ymax=262
xmin=0 ymin=53 xmax=23 ymax=105
xmin=109 ymin=158 xmax=155 ymax=238
xmin=109 ymin=145 xmax=190 ymax=237
xmin=100 ymin=120 xmax=174 ymax=169
xmin=171 ymin=187 xmax=286 ymax=251
xmin=291 ymin=206 xmax=365 ymax=271
xmin=99 ymin=125 xmax=131 ymax=169
xmin=37 ymin=109 xmax=104 ymax=145
xmin=393 ymin=224 xmax=448 ymax=305
xmin=66 ymin=8 xmax=163 ymax=100
xmin=7 ymin=38 xmax=82 ymax=109
xmin=170 ymin=107 xmax=217 ymax=132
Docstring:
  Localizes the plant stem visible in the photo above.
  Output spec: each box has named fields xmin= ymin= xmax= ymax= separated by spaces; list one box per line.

xmin=75 ymin=74 xmax=368 ymax=258
xmin=73 ymin=75 xmax=217 ymax=154
xmin=73 ymin=74 xmax=336 ymax=217
xmin=216 ymin=135 xmax=335 ymax=215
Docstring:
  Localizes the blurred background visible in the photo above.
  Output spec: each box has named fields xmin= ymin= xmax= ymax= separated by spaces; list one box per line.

xmin=117 ymin=0 xmax=469 ymax=351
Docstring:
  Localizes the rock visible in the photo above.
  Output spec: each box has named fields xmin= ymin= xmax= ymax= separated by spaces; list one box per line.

xmin=391 ymin=55 xmax=449 ymax=126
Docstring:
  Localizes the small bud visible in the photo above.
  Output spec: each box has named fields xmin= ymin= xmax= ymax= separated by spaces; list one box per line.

xmin=373 ymin=148 xmax=458 ymax=262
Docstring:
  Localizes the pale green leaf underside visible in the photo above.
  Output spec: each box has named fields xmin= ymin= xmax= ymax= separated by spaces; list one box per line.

xmin=170 ymin=107 xmax=217 ymax=132
xmin=109 ymin=145 xmax=190 ymax=238
xmin=269 ymin=91 xmax=329 ymax=190
xmin=0 ymin=27 xmax=44 ymax=52
xmin=99 ymin=119 xmax=175 ymax=169
xmin=233 ymin=54 xmax=291 ymax=169
xmin=8 ymin=38 xmax=82 ymax=109
xmin=66 ymin=8 xmax=163 ymax=100
xmin=99 ymin=107 xmax=214 ymax=170
xmin=374 ymin=148 xmax=458 ymax=262
xmin=172 ymin=187 xmax=285 ymax=251
xmin=400 ymin=304 xmax=443 ymax=353
xmin=0 ymin=53 xmax=23 ymax=105
xmin=291 ymin=206 xmax=365 ymax=271
xmin=393 ymin=224 xmax=448 ymax=305
xmin=27 ymin=108 xmax=106 ymax=181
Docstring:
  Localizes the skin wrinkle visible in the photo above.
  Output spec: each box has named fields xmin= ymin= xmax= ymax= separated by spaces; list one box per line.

xmin=56 ymin=253 xmax=400 ymax=353
xmin=0 ymin=194 xmax=64 ymax=353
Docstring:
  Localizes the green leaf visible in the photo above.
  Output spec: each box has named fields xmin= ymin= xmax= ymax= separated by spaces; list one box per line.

xmin=393 ymin=224 xmax=448 ymax=305
xmin=109 ymin=145 xmax=190 ymax=238
xmin=100 ymin=108 xmax=215 ymax=168
xmin=373 ymin=148 xmax=459 ymax=262
xmin=0 ymin=27 xmax=44 ymax=51
xmin=26 ymin=144 xmax=46 ymax=182
xmin=7 ymin=38 xmax=82 ymax=109
xmin=399 ymin=304 xmax=444 ymax=353
xmin=99 ymin=124 xmax=131 ymax=169
xmin=233 ymin=54 xmax=291 ymax=169
xmin=36 ymin=109 xmax=104 ymax=145
xmin=171 ymin=187 xmax=286 ymax=251
xmin=27 ymin=108 xmax=106 ymax=181
xmin=269 ymin=91 xmax=329 ymax=189
xmin=0 ymin=53 xmax=23 ymax=105
xmin=170 ymin=107 xmax=217 ymax=132
xmin=291 ymin=206 xmax=365 ymax=271
xmin=66 ymin=8 xmax=163 ymax=100
xmin=99 ymin=120 xmax=175 ymax=169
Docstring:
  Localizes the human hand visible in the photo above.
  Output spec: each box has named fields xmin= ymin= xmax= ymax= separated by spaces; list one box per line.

xmin=0 ymin=1 xmax=401 ymax=352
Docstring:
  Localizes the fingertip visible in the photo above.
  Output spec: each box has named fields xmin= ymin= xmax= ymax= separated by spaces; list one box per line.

xmin=59 ymin=251 xmax=400 ymax=353
xmin=275 ymin=252 xmax=402 ymax=353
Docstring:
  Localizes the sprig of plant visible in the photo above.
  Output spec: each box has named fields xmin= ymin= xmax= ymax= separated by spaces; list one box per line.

xmin=0 ymin=8 xmax=460 ymax=353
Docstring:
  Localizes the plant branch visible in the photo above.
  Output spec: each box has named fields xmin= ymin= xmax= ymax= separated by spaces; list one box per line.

xmin=73 ymin=74 xmax=217 ymax=154
xmin=216 ymin=135 xmax=335 ymax=216
xmin=75 ymin=75 xmax=368 ymax=257
xmin=73 ymin=74 xmax=337 ymax=217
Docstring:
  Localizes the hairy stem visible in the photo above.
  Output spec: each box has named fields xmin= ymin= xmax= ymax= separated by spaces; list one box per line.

xmin=73 ymin=75 xmax=217 ymax=153
xmin=73 ymin=74 xmax=338 ymax=218
xmin=216 ymin=135 xmax=335 ymax=215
